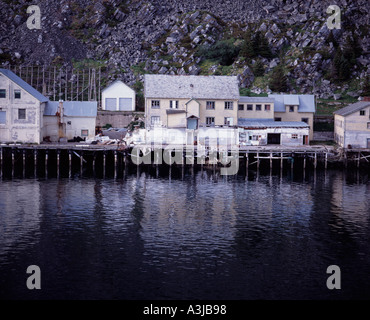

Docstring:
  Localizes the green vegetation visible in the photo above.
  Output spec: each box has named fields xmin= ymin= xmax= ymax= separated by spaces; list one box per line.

xmin=196 ymin=38 xmax=240 ymax=66
xmin=240 ymin=30 xmax=273 ymax=59
xmin=72 ymin=58 xmax=107 ymax=70
xmin=131 ymin=62 xmax=146 ymax=76
xmin=252 ymin=59 xmax=264 ymax=77
xmin=269 ymin=65 xmax=288 ymax=92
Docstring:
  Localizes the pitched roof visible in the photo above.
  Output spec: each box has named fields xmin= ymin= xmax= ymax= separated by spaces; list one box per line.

xmin=102 ymin=80 xmax=135 ymax=93
xmin=268 ymin=94 xmax=315 ymax=113
xmin=239 ymin=96 xmax=274 ymax=103
xmin=44 ymin=101 xmax=97 ymax=117
xmin=238 ymin=118 xmax=309 ymax=128
xmin=144 ymin=74 xmax=240 ymax=100
xmin=0 ymin=68 xmax=49 ymax=102
xmin=333 ymin=101 xmax=370 ymax=116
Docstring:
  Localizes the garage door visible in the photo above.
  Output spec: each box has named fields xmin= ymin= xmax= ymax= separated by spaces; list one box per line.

xmin=119 ymin=98 xmax=132 ymax=111
xmin=105 ymin=98 xmax=117 ymax=111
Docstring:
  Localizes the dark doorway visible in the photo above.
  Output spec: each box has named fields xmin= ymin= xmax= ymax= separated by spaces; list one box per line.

xmin=267 ymin=133 xmax=281 ymax=145
xmin=303 ymin=135 xmax=309 ymax=145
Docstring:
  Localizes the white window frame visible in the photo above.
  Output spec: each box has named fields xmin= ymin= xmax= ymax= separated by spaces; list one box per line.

xmin=206 ymin=117 xmax=215 ymax=125
xmin=170 ymin=100 xmax=178 ymax=109
xmin=151 ymin=100 xmax=160 ymax=109
xmin=151 ymin=116 xmax=160 ymax=126
xmin=206 ymin=101 xmax=215 ymax=110
xmin=224 ymin=101 xmax=233 ymax=110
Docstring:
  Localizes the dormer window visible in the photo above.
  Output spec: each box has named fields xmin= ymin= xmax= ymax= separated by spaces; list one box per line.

xmin=289 ymin=106 xmax=294 ymax=112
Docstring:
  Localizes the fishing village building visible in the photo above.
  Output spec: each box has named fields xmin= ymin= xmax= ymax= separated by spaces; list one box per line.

xmin=0 ymin=68 xmax=48 ymax=144
xmin=334 ymin=98 xmax=370 ymax=149
xmin=0 ymin=68 xmax=97 ymax=144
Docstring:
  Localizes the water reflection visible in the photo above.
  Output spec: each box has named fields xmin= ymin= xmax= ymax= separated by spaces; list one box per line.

xmin=0 ymin=169 xmax=369 ymax=299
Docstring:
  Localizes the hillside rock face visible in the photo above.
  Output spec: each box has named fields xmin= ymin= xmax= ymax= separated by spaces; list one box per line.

xmin=0 ymin=0 xmax=369 ymax=97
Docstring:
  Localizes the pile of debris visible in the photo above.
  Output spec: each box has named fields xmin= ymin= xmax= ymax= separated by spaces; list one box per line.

xmin=84 ymin=127 xmax=129 ymax=146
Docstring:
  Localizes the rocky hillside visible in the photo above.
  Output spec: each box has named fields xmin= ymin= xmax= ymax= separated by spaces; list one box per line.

xmin=0 ymin=0 xmax=369 ymax=100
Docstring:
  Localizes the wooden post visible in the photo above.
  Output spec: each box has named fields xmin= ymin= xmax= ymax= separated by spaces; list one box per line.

xmin=280 ymin=152 xmax=283 ymax=170
xmin=270 ymin=152 xmax=273 ymax=169
xmin=12 ymin=149 xmax=15 ymax=177
xmin=245 ymin=152 xmax=249 ymax=171
xmin=0 ymin=147 xmax=2 ymax=179
xmin=291 ymin=154 xmax=294 ymax=171
xmin=80 ymin=151 xmax=83 ymax=176
xmin=314 ymin=152 xmax=317 ymax=169
xmin=34 ymin=149 xmax=37 ymax=178
xmin=114 ymin=151 xmax=117 ymax=179
xmin=69 ymin=151 xmax=72 ymax=178
xmin=93 ymin=153 xmax=96 ymax=175
xmin=45 ymin=150 xmax=48 ymax=177
xmin=57 ymin=150 xmax=60 ymax=179
xmin=23 ymin=149 xmax=26 ymax=178
xmin=357 ymin=151 xmax=360 ymax=168
xmin=325 ymin=152 xmax=328 ymax=170
xmin=103 ymin=152 xmax=106 ymax=178
xmin=303 ymin=155 xmax=306 ymax=170
xmin=257 ymin=152 xmax=260 ymax=170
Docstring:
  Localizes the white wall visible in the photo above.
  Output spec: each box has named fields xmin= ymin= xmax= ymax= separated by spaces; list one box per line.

xmin=43 ymin=116 xmax=96 ymax=142
xmin=102 ymin=81 xmax=136 ymax=111
xmin=0 ymin=72 xmax=44 ymax=144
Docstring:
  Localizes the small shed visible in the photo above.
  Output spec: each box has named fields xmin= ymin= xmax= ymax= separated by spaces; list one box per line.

xmin=43 ymin=101 xmax=97 ymax=142
xmin=102 ymin=80 xmax=136 ymax=111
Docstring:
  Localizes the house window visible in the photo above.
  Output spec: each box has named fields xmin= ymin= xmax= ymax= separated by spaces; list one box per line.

xmin=0 ymin=89 xmax=5 ymax=98
xmin=151 ymin=100 xmax=160 ymax=109
xmin=301 ymin=118 xmax=309 ymax=124
xmin=14 ymin=90 xmax=21 ymax=99
xmin=247 ymin=104 xmax=253 ymax=111
xmin=289 ymin=106 xmax=295 ymax=112
xmin=256 ymin=104 xmax=262 ymax=111
xmin=367 ymin=122 xmax=370 ymax=129
xmin=206 ymin=117 xmax=215 ymax=125
xmin=275 ymin=117 xmax=281 ymax=121
xmin=170 ymin=100 xmax=178 ymax=109
xmin=238 ymin=104 xmax=244 ymax=111
xmin=265 ymin=104 xmax=271 ymax=111
xmin=0 ymin=111 xmax=6 ymax=124
xmin=224 ymin=101 xmax=233 ymax=110
xmin=206 ymin=101 xmax=215 ymax=110
xmin=81 ymin=129 xmax=89 ymax=137
xmin=151 ymin=116 xmax=160 ymax=125
xmin=360 ymin=110 xmax=365 ymax=116
xmin=224 ymin=117 xmax=233 ymax=125
xmin=291 ymin=134 xmax=298 ymax=139
xmin=18 ymin=109 xmax=26 ymax=120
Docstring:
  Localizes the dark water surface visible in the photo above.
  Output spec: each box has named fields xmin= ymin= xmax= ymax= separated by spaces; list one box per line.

xmin=0 ymin=168 xmax=369 ymax=300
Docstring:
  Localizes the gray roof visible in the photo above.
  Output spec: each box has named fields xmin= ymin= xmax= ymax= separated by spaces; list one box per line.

xmin=268 ymin=94 xmax=315 ymax=113
xmin=102 ymin=79 xmax=135 ymax=93
xmin=44 ymin=101 xmax=97 ymax=117
xmin=0 ymin=68 xmax=49 ymax=103
xmin=238 ymin=118 xmax=309 ymax=128
xmin=166 ymin=109 xmax=186 ymax=114
xmin=144 ymin=74 xmax=240 ymax=100
xmin=239 ymin=96 xmax=274 ymax=103
xmin=333 ymin=101 xmax=370 ymax=116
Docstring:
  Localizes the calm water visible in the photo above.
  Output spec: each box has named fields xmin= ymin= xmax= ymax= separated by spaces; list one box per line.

xmin=0 ymin=168 xmax=369 ymax=300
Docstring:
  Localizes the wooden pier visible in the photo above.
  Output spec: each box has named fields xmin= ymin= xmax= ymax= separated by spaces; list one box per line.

xmin=0 ymin=143 xmax=369 ymax=179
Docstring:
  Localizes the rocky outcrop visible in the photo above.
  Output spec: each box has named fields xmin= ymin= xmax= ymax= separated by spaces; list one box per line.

xmin=0 ymin=0 xmax=368 ymax=97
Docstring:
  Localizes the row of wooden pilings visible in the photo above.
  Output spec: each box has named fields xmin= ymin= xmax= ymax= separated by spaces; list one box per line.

xmin=0 ymin=145 xmax=349 ymax=179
